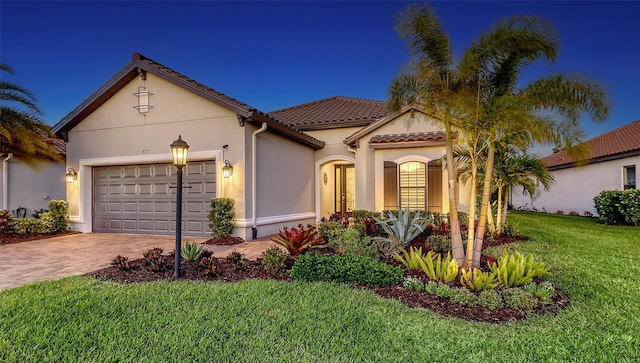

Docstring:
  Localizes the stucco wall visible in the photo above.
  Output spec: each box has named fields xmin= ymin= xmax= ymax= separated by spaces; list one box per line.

xmin=250 ymin=124 xmax=316 ymax=237
xmin=1 ymin=160 xmax=65 ymax=215
xmin=65 ymin=72 xmax=246 ymax=232
xmin=511 ymin=155 xmax=640 ymax=215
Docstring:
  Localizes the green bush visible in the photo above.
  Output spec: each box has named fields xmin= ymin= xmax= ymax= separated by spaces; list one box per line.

xmin=459 ymin=267 xmax=499 ymax=292
xmin=208 ymin=198 xmax=236 ymax=237
xmin=351 ymin=210 xmax=382 ymax=223
xmin=594 ymin=189 xmax=640 ymax=226
xmin=326 ymin=227 xmax=378 ymax=259
xmin=48 ymin=200 xmax=70 ymax=232
xmin=523 ymin=281 xmax=555 ymax=305
xmin=0 ymin=210 xmax=12 ymax=233
xmin=489 ymin=252 xmax=549 ymax=287
xmin=450 ymin=288 xmax=478 ymax=306
xmin=11 ymin=217 xmax=53 ymax=235
xmin=260 ymin=247 xmax=288 ymax=275
xmin=478 ymin=289 xmax=504 ymax=310
xmin=501 ymin=287 xmax=538 ymax=311
xmin=290 ymin=253 xmax=403 ymax=287
xmin=434 ymin=283 xmax=452 ymax=298
xmin=402 ymin=276 xmax=425 ymax=291
xmin=317 ymin=221 xmax=344 ymax=243
xmin=424 ymin=281 xmax=439 ymax=294
xmin=426 ymin=235 xmax=451 ymax=253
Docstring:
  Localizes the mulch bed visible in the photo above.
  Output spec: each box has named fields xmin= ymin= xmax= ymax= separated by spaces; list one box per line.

xmin=0 ymin=231 xmax=80 ymax=246
xmin=89 ymin=235 xmax=569 ymax=324
xmin=203 ymin=235 xmax=246 ymax=245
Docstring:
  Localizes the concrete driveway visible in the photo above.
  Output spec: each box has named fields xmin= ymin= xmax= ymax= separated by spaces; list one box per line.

xmin=0 ymin=233 xmax=278 ymax=291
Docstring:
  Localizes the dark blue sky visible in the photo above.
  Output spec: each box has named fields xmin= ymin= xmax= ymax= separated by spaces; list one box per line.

xmin=2 ymin=1 xmax=639 ymax=145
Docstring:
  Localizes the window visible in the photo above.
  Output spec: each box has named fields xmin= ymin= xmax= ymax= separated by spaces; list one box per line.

xmin=623 ymin=165 xmax=636 ymax=190
xmin=399 ymin=161 xmax=426 ymax=210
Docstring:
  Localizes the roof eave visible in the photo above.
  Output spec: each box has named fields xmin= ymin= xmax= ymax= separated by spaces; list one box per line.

xmin=248 ymin=112 xmax=325 ymax=150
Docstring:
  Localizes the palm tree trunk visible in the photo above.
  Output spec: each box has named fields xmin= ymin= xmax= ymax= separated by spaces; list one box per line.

xmin=487 ymin=202 xmax=496 ymax=234
xmin=501 ymin=186 xmax=510 ymax=226
xmin=496 ymin=186 xmax=503 ymax=234
xmin=464 ymin=159 xmax=477 ymax=269
xmin=472 ymin=144 xmax=495 ymax=268
xmin=445 ymin=116 xmax=464 ymax=266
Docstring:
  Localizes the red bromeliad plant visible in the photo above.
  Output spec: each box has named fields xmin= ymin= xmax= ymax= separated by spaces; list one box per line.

xmin=270 ymin=224 xmax=325 ymax=255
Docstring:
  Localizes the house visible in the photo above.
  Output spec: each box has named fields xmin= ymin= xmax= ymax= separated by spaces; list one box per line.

xmin=0 ymin=138 xmax=66 ymax=217
xmin=511 ymin=120 xmax=640 ymax=215
xmin=52 ymin=53 xmax=469 ymax=240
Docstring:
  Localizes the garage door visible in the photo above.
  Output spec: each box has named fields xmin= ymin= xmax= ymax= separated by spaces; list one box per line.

xmin=93 ymin=161 xmax=216 ymax=237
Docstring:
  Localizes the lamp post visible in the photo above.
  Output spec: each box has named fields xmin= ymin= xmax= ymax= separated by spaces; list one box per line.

xmin=170 ymin=135 xmax=189 ymax=280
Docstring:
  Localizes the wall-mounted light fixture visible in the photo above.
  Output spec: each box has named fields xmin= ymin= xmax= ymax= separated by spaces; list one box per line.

xmin=223 ymin=160 xmax=233 ymax=178
xmin=133 ymin=85 xmax=153 ymax=115
xmin=323 ymin=171 xmax=328 ymax=185
xmin=65 ymin=168 xmax=77 ymax=183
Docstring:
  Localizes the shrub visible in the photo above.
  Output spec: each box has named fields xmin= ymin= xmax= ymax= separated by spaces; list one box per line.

xmin=426 ymin=235 xmax=451 ymax=253
xmin=374 ymin=208 xmax=427 ymax=247
xmin=208 ymin=198 xmax=236 ymax=237
xmin=555 ymin=210 xmax=564 ymax=215
xmin=450 ymin=288 xmax=478 ymax=306
xmin=260 ymin=246 xmax=287 ymax=275
xmin=290 ymin=253 xmax=403 ymax=287
xmin=111 ymin=255 xmax=133 ymax=270
xmin=478 ymin=289 xmax=504 ymax=310
xmin=226 ymin=250 xmax=248 ymax=269
xmin=325 ymin=227 xmax=378 ymax=259
xmin=594 ymin=189 xmax=640 ymax=226
xmin=31 ymin=208 xmax=48 ymax=219
xmin=434 ymin=283 xmax=452 ymax=298
xmin=489 ymin=252 xmax=550 ymax=287
xmin=181 ymin=241 xmax=204 ymax=261
xmin=143 ymin=247 xmax=167 ymax=272
xmin=198 ymin=257 xmax=219 ymax=276
xmin=424 ymin=281 xmax=439 ymax=294
xmin=11 ymin=218 xmax=49 ymax=235
xmin=500 ymin=221 xmax=520 ymax=237
xmin=524 ymin=281 xmax=555 ymax=305
xmin=568 ymin=211 xmax=579 ymax=216
xmin=271 ymin=224 xmax=325 ymax=255
xmin=419 ymin=251 xmax=459 ymax=283
xmin=394 ymin=246 xmax=425 ymax=271
xmin=459 ymin=268 xmax=499 ymax=292
xmin=402 ymin=276 xmax=424 ymax=292
xmin=48 ymin=200 xmax=70 ymax=232
xmin=317 ymin=221 xmax=344 ymax=244
xmin=0 ymin=210 xmax=11 ymax=233
xmin=583 ymin=211 xmax=594 ymax=217
xmin=501 ymin=287 xmax=538 ymax=311
xmin=351 ymin=210 xmax=382 ymax=223
xmin=376 ymin=236 xmax=403 ymax=260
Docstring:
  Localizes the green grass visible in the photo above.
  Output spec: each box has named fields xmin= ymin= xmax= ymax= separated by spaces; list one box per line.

xmin=1 ymin=211 xmax=639 ymax=362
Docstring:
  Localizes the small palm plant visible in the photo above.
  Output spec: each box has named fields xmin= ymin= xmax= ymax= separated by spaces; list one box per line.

xmin=375 ymin=208 xmax=427 ymax=247
xmin=181 ymin=241 xmax=204 ymax=261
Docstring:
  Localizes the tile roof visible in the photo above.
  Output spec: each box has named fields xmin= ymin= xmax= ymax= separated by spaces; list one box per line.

xmin=53 ymin=53 xmax=324 ymax=150
xmin=543 ymin=120 xmax=640 ymax=169
xmin=268 ymin=96 xmax=389 ymax=130
xmin=369 ymin=132 xmax=446 ymax=149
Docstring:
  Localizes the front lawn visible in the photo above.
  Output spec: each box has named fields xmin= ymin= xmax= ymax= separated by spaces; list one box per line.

xmin=1 ymin=211 xmax=638 ymax=362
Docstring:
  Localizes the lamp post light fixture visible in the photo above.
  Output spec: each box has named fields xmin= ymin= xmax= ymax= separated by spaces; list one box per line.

xmin=170 ymin=135 xmax=190 ymax=280
xmin=65 ymin=168 xmax=77 ymax=183
xmin=222 ymin=160 xmax=233 ymax=178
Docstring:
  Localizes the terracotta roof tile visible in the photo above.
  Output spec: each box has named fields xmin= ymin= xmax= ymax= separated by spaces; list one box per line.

xmin=543 ymin=120 xmax=640 ymax=168
xmin=268 ymin=96 xmax=389 ymax=130
xmin=369 ymin=132 xmax=446 ymax=144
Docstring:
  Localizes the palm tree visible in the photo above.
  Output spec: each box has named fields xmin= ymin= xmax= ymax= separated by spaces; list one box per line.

xmin=0 ymin=64 xmax=63 ymax=167
xmin=390 ymin=6 xmax=610 ymax=268
xmin=388 ymin=5 xmax=470 ymax=266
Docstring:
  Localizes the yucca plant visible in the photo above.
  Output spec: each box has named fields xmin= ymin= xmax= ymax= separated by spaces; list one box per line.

xmin=181 ymin=241 xmax=204 ymax=261
xmin=270 ymin=224 xmax=325 ymax=255
xmin=489 ymin=252 xmax=550 ymax=287
xmin=459 ymin=267 xmax=499 ymax=291
xmin=393 ymin=246 xmax=425 ymax=271
xmin=374 ymin=209 xmax=426 ymax=246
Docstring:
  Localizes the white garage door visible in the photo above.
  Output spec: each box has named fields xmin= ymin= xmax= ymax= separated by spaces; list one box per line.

xmin=93 ymin=161 xmax=216 ymax=237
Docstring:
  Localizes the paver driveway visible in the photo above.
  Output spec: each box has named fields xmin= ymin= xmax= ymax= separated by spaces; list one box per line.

xmin=0 ymin=233 xmax=278 ymax=291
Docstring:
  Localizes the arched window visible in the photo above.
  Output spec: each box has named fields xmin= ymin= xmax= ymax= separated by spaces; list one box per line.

xmin=399 ymin=161 xmax=426 ymax=210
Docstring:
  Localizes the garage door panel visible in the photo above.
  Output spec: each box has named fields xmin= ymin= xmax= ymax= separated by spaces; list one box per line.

xmin=94 ymin=161 xmax=215 ymax=237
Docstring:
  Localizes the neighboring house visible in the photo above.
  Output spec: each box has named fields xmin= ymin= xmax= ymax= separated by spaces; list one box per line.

xmin=52 ymin=53 xmax=469 ymax=240
xmin=0 ymin=138 xmax=66 ymax=217
xmin=511 ymin=120 xmax=640 ymax=215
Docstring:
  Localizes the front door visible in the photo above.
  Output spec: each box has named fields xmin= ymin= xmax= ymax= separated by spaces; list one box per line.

xmin=335 ymin=164 xmax=355 ymax=216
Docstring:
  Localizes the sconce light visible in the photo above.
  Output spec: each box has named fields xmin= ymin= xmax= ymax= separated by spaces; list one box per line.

xmin=222 ymin=160 xmax=233 ymax=178
xmin=133 ymin=85 xmax=153 ymax=114
xmin=170 ymin=135 xmax=190 ymax=169
xmin=323 ymin=171 xmax=328 ymax=185
xmin=65 ymin=168 xmax=77 ymax=183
